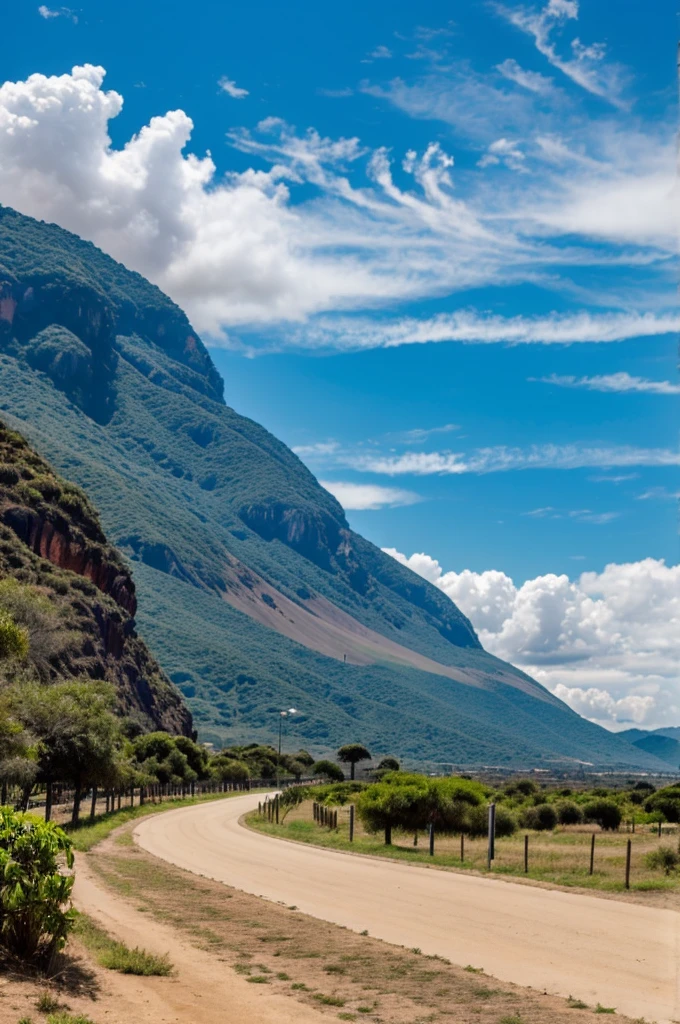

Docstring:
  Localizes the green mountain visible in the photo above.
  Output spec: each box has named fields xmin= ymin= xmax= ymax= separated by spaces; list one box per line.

xmin=0 ymin=206 xmax=665 ymax=769
xmin=619 ymin=728 xmax=680 ymax=768
xmin=0 ymin=417 xmax=191 ymax=735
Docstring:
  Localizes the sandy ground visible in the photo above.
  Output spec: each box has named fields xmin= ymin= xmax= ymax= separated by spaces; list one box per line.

xmin=135 ymin=792 xmax=680 ymax=1024
xmin=67 ymin=857 xmax=326 ymax=1024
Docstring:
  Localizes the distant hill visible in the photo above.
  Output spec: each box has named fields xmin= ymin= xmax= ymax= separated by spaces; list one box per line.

xmin=619 ymin=728 xmax=680 ymax=768
xmin=0 ymin=417 xmax=191 ymax=734
xmin=0 ymin=205 xmax=667 ymax=769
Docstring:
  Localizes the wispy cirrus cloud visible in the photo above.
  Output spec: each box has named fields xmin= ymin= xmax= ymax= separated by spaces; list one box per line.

xmin=298 ymin=441 xmax=680 ymax=477
xmin=0 ymin=65 xmax=672 ymax=340
xmin=525 ymin=506 xmax=620 ymax=524
xmin=320 ymin=480 xmax=421 ymax=510
xmin=38 ymin=4 xmax=77 ymax=21
xmin=218 ymin=76 xmax=249 ymax=99
xmin=496 ymin=58 xmax=554 ymax=94
xmin=272 ymin=309 xmax=680 ymax=353
xmin=496 ymin=0 xmax=628 ymax=108
xmin=533 ymin=372 xmax=680 ymax=395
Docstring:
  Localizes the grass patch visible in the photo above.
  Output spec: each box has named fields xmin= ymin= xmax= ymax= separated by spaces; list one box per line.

xmin=314 ymin=994 xmax=346 ymax=1006
xmin=595 ymin=1006 xmax=616 ymax=1014
xmin=35 ymin=992 xmax=61 ymax=1013
xmin=73 ymin=911 xmax=172 ymax=975
xmin=46 ymin=1016 xmax=96 ymax=1024
xmin=568 ymin=997 xmax=589 ymax=1009
xmin=246 ymin=975 xmax=270 ymax=984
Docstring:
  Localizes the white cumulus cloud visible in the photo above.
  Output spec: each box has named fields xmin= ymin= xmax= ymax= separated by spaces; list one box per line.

xmin=0 ymin=65 xmax=673 ymax=343
xmin=384 ymin=548 xmax=680 ymax=729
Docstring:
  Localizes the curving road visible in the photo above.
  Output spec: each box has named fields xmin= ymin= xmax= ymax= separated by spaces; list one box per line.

xmin=134 ymin=794 xmax=679 ymax=1023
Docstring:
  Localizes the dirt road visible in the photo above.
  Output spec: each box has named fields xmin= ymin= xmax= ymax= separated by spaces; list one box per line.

xmin=134 ymin=793 xmax=680 ymax=1023
xmin=72 ymin=857 xmax=326 ymax=1024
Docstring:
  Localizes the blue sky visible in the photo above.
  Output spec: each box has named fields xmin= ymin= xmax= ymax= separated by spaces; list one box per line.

xmin=1 ymin=0 xmax=678 ymax=728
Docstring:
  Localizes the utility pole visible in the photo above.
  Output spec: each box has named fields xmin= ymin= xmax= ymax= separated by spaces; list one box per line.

xmin=276 ymin=708 xmax=297 ymax=792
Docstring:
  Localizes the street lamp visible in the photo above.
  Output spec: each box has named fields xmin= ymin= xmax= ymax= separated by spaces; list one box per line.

xmin=276 ymin=708 xmax=297 ymax=791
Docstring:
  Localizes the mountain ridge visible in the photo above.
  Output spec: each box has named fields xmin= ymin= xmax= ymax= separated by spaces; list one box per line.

xmin=0 ymin=205 xmax=666 ymax=769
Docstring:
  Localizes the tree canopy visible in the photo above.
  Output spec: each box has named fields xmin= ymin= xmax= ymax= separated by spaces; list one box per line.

xmin=337 ymin=744 xmax=372 ymax=780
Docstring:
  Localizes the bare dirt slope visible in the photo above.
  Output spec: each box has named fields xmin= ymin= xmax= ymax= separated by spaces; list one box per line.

xmin=135 ymin=793 xmax=680 ymax=1024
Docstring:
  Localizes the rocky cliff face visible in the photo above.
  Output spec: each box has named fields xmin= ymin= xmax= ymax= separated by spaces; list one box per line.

xmin=0 ymin=419 xmax=192 ymax=735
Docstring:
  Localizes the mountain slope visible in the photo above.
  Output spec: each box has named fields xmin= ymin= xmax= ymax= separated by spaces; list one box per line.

xmin=0 ymin=417 xmax=191 ymax=734
xmin=0 ymin=205 xmax=664 ymax=768
xmin=619 ymin=728 xmax=680 ymax=768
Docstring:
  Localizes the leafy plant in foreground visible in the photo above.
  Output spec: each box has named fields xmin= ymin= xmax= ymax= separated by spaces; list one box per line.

xmin=0 ymin=808 xmax=74 ymax=967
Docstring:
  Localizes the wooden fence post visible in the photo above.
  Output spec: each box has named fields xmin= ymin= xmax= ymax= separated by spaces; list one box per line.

xmin=589 ymin=833 xmax=596 ymax=875
xmin=658 ymin=820 xmax=662 ymax=838
xmin=429 ymin=823 xmax=435 ymax=856
xmin=625 ymin=838 xmax=632 ymax=890
xmin=460 ymin=833 xmax=464 ymax=863
xmin=524 ymin=834 xmax=529 ymax=873
xmin=349 ymin=804 xmax=355 ymax=842
xmin=275 ymin=796 xmax=279 ymax=825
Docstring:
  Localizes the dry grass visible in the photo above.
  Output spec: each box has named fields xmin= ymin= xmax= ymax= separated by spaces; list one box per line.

xmin=249 ymin=802 xmax=680 ymax=902
xmin=84 ymin=823 xmax=653 ymax=1024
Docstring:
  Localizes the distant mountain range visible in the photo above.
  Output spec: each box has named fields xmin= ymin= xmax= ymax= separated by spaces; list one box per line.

xmin=0 ymin=205 xmax=668 ymax=769
xmin=618 ymin=728 xmax=680 ymax=769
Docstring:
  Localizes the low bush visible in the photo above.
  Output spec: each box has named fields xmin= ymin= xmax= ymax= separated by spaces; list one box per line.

xmin=583 ymin=799 xmax=622 ymax=831
xmin=312 ymin=760 xmax=345 ymax=782
xmin=646 ymin=845 xmax=680 ymax=875
xmin=521 ymin=803 xmax=558 ymax=831
xmin=466 ymin=804 xmax=518 ymax=838
xmin=556 ymin=801 xmax=583 ymax=825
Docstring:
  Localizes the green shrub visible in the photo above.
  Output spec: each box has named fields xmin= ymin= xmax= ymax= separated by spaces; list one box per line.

xmin=312 ymin=760 xmax=345 ymax=782
xmin=556 ymin=801 xmax=583 ymax=825
xmin=583 ymin=799 xmax=622 ymax=831
xmin=0 ymin=808 xmax=74 ymax=967
xmin=0 ymin=610 xmax=29 ymax=661
xmin=645 ymin=787 xmax=680 ymax=822
xmin=466 ymin=804 xmax=517 ymax=838
xmin=521 ymin=803 xmax=558 ymax=831
xmin=646 ymin=845 xmax=680 ymax=875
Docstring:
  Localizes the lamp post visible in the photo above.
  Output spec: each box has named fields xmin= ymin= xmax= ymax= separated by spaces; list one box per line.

xmin=276 ymin=708 xmax=297 ymax=791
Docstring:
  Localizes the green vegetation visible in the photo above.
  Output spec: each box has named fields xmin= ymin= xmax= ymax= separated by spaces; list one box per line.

xmin=0 ymin=205 xmax=663 ymax=768
xmin=337 ymin=744 xmax=372 ymax=780
xmin=313 ymin=760 xmax=346 ymax=782
xmin=46 ymin=1014 xmax=96 ymax=1024
xmin=0 ymin=809 xmax=74 ymax=968
xmin=73 ymin=911 xmax=172 ymax=975
xmin=645 ymin=844 xmax=679 ymax=875
xmin=35 ymin=992 xmax=62 ymax=1013
xmin=0 ymin=418 xmax=190 ymax=759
